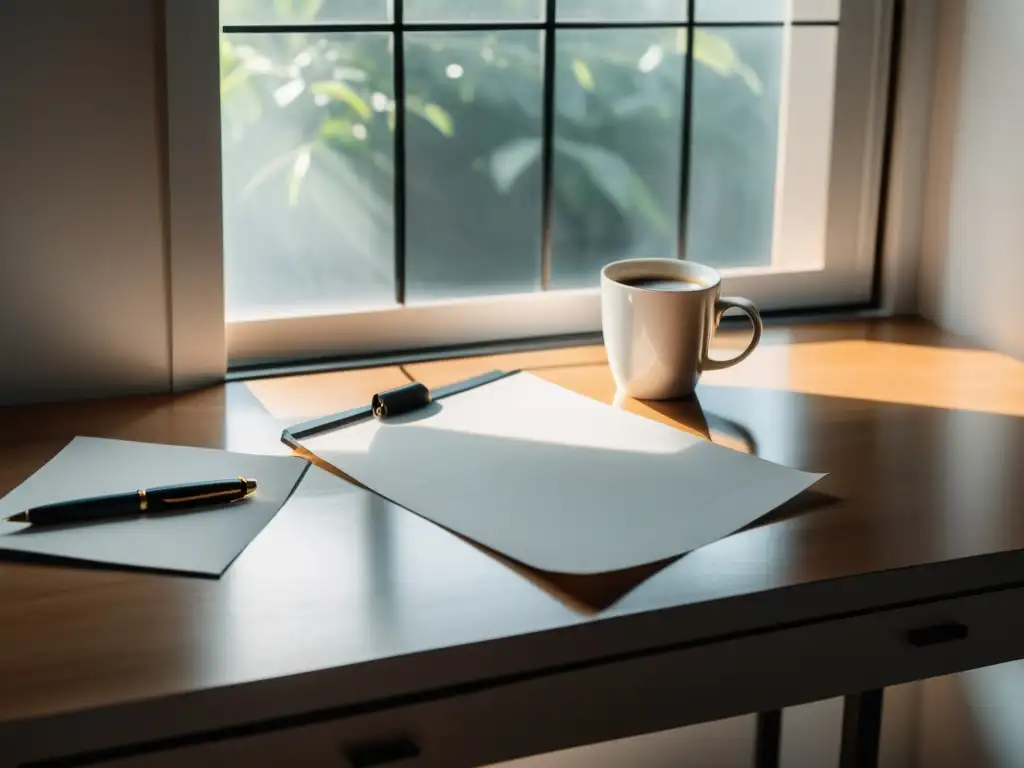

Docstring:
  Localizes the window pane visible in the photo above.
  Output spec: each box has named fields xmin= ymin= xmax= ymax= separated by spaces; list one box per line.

xmin=221 ymin=32 xmax=395 ymax=320
xmin=404 ymin=0 xmax=543 ymax=23
xmin=220 ymin=0 xmax=389 ymax=26
xmin=404 ymin=31 xmax=544 ymax=301
xmin=551 ymin=28 xmax=684 ymax=288
xmin=696 ymin=0 xmax=840 ymax=22
xmin=686 ymin=27 xmax=782 ymax=268
xmin=773 ymin=26 xmax=837 ymax=270
xmin=557 ymin=0 xmax=687 ymax=22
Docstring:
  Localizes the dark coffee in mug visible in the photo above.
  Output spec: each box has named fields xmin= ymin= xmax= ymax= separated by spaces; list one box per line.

xmin=618 ymin=276 xmax=707 ymax=292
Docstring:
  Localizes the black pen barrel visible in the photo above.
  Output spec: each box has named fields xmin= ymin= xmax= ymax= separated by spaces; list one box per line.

xmin=146 ymin=479 xmax=250 ymax=512
xmin=24 ymin=492 xmax=142 ymax=525
xmin=18 ymin=478 xmax=253 ymax=525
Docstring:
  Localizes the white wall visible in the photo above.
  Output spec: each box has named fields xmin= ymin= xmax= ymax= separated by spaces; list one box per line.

xmin=0 ymin=0 xmax=170 ymax=405
xmin=919 ymin=0 xmax=1024 ymax=360
xmin=918 ymin=663 xmax=1024 ymax=768
xmin=915 ymin=2 xmax=1024 ymax=765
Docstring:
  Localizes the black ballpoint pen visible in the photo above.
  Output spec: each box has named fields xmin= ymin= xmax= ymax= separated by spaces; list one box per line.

xmin=3 ymin=477 xmax=258 ymax=526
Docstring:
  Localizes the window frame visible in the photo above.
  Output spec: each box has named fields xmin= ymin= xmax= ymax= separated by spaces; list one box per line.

xmin=165 ymin=0 xmax=894 ymax=373
xmin=165 ymin=0 xmax=227 ymax=389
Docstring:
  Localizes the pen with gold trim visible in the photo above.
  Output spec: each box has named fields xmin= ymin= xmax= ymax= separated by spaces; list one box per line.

xmin=3 ymin=478 xmax=258 ymax=526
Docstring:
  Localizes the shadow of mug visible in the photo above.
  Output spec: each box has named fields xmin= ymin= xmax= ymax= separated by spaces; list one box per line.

xmin=614 ymin=389 xmax=759 ymax=455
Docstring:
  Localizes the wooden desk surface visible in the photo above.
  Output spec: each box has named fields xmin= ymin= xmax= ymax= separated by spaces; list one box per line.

xmin=2 ymin=319 xmax=1024 ymax=759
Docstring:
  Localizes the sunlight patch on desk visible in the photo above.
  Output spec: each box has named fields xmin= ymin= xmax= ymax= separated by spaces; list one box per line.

xmin=704 ymin=339 xmax=1024 ymax=416
xmin=246 ymin=366 xmax=412 ymax=422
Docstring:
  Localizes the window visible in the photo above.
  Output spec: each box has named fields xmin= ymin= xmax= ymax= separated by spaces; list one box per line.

xmin=214 ymin=0 xmax=892 ymax=366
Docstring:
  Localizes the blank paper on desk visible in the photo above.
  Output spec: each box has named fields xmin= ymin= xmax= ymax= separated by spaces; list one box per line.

xmin=304 ymin=372 xmax=824 ymax=574
xmin=0 ymin=437 xmax=309 ymax=576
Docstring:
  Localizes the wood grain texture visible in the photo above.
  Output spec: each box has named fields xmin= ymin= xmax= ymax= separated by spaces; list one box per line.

xmin=2 ymin=319 xmax=1024 ymax=762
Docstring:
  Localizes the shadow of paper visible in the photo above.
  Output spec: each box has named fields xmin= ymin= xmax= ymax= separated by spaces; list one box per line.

xmin=455 ymin=491 xmax=839 ymax=614
xmin=449 ymin=528 xmax=679 ymax=615
xmin=739 ymin=489 xmax=842 ymax=531
xmin=395 ymin=490 xmax=837 ymax=616
xmin=0 ymin=548 xmax=219 ymax=579
xmin=290 ymin=444 xmax=370 ymax=490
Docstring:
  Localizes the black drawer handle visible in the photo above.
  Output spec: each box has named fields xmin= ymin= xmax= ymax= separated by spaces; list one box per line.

xmin=344 ymin=737 xmax=420 ymax=767
xmin=906 ymin=622 xmax=969 ymax=647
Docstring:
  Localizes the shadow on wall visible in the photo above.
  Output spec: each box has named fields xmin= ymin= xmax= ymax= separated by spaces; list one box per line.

xmin=919 ymin=0 xmax=1024 ymax=360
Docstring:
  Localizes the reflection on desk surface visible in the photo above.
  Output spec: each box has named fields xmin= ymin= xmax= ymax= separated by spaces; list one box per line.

xmin=2 ymin=319 xmax=1024 ymax=728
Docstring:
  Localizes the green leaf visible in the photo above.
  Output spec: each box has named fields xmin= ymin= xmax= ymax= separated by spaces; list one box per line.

xmin=490 ymin=138 xmax=663 ymax=227
xmin=219 ymin=37 xmax=251 ymax=98
xmin=676 ymin=29 xmax=763 ymax=95
xmin=628 ymin=175 xmax=669 ymax=234
xmin=571 ymin=58 xmax=595 ymax=91
xmin=407 ymin=98 xmax=455 ymax=137
xmin=490 ymin=138 xmax=541 ymax=193
xmin=275 ymin=0 xmax=323 ymax=22
xmin=288 ymin=145 xmax=312 ymax=207
xmin=220 ymin=64 xmax=250 ymax=98
xmin=422 ymin=103 xmax=454 ymax=137
xmin=692 ymin=30 xmax=739 ymax=77
xmin=310 ymin=81 xmax=371 ymax=120
xmin=556 ymin=138 xmax=667 ymax=232
xmin=372 ymin=152 xmax=394 ymax=173
xmin=320 ymin=117 xmax=354 ymax=141
xmin=220 ymin=37 xmax=237 ymax=71
xmin=241 ymin=145 xmax=309 ymax=199
xmin=222 ymin=78 xmax=263 ymax=142
xmin=737 ymin=64 xmax=764 ymax=95
xmin=555 ymin=138 xmax=632 ymax=211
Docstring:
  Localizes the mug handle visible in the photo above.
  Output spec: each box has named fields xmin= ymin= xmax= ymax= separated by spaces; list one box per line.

xmin=703 ymin=297 xmax=763 ymax=372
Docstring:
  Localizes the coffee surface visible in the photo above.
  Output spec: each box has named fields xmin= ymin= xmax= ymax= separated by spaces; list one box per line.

xmin=619 ymin=276 xmax=707 ymax=292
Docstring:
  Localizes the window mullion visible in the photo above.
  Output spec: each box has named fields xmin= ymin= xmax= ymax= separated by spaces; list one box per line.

xmin=394 ymin=0 xmax=408 ymax=304
xmin=677 ymin=0 xmax=696 ymax=261
xmin=539 ymin=0 xmax=557 ymax=291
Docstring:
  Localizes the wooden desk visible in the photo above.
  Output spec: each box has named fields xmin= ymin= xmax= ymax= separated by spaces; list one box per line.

xmin=2 ymin=319 xmax=1023 ymax=767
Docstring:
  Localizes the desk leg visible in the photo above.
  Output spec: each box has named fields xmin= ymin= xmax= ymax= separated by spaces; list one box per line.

xmin=754 ymin=710 xmax=782 ymax=768
xmin=839 ymin=689 xmax=884 ymax=768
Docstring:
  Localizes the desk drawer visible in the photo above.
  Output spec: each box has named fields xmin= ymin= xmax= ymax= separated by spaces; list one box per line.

xmin=86 ymin=586 xmax=1024 ymax=768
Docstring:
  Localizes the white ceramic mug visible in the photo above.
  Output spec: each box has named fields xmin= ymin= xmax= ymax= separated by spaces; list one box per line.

xmin=601 ymin=258 xmax=763 ymax=400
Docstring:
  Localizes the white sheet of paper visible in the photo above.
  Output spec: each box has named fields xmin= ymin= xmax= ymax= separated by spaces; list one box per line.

xmin=304 ymin=372 xmax=824 ymax=574
xmin=0 ymin=437 xmax=309 ymax=576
